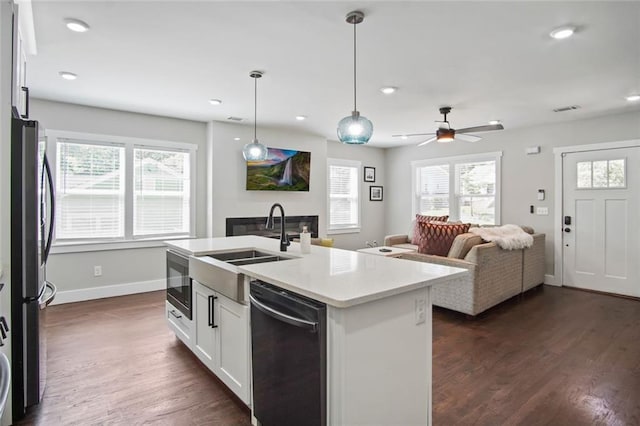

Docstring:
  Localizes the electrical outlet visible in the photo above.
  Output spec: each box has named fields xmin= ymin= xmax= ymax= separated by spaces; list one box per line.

xmin=536 ymin=207 xmax=549 ymax=215
xmin=94 ymin=265 xmax=102 ymax=277
xmin=415 ymin=298 xmax=426 ymax=325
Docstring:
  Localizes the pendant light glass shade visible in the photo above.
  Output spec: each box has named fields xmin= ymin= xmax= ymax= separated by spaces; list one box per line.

xmin=337 ymin=11 xmax=373 ymax=145
xmin=243 ymin=71 xmax=268 ymax=162
xmin=243 ymin=139 xmax=268 ymax=161
xmin=337 ymin=111 xmax=373 ymax=144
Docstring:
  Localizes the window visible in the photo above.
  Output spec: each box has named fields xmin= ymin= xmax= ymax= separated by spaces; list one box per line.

xmin=413 ymin=152 xmax=501 ymax=225
xmin=48 ymin=130 xmax=196 ymax=244
xmin=327 ymin=158 xmax=360 ymax=233
xmin=577 ymin=159 xmax=625 ymax=189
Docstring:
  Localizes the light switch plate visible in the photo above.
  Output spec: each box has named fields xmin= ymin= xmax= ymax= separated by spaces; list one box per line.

xmin=536 ymin=207 xmax=549 ymax=215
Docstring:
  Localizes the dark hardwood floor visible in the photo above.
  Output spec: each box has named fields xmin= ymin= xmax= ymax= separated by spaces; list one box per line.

xmin=17 ymin=286 xmax=640 ymax=425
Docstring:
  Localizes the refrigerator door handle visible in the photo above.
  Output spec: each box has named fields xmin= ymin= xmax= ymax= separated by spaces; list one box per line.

xmin=39 ymin=282 xmax=57 ymax=309
xmin=43 ymin=155 xmax=55 ymax=263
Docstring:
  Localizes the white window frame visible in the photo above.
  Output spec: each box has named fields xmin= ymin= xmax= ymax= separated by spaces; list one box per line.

xmin=46 ymin=129 xmax=197 ymax=252
xmin=327 ymin=158 xmax=361 ymax=234
xmin=411 ymin=151 xmax=502 ymax=224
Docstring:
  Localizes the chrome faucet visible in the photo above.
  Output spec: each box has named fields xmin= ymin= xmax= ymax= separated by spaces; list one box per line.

xmin=266 ymin=203 xmax=290 ymax=252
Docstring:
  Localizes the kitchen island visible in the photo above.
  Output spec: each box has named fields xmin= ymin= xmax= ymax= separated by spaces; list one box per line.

xmin=166 ymin=236 xmax=467 ymax=426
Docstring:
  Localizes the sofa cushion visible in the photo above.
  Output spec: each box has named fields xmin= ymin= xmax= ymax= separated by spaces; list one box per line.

xmin=447 ymin=233 xmax=483 ymax=259
xmin=412 ymin=214 xmax=449 ymax=245
xmin=417 ymin=221 xmax=471 ymax=256
xmin=392 ymin=243 xmax=418 ymax=251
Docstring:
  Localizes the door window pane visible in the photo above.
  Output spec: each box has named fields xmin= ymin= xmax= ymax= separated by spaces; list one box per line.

xmin=592 ymin=161 xmax=608 ymax=188
xmin=577 ymin=161 xmax=592 ymax=188
xmin=608 ymin=159 xmax=625 ymax=187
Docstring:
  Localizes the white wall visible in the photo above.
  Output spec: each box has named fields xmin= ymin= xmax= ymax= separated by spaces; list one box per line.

xmin=30 ymin=99 xmax=207 ymax=293
xmin=206 ymin=120 xmax=387 ymax=251
xmin=385 ymin=110 xmax=640 ymax=280
xmin=327 ymin=140 xmax=386 ymax=249
xmin=208 ymin=120 xmax=328 ymax=236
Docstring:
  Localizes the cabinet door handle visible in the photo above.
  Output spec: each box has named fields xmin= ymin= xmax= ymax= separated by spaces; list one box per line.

xmin=169 ymin=310 xmax=182 ymax=319
xmin=208 ymin=295 xmax=213 ymax=327
xmin=209 ymin=295 xmax=218 ymax=328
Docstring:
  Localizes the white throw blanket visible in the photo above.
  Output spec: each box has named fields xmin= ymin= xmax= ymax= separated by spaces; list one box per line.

xmin=469 ymin=224 xmax=533 ymax=250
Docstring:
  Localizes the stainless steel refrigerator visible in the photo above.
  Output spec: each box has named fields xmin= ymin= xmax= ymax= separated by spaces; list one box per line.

xmin=10 ymin=106 xmax=57 ymax=421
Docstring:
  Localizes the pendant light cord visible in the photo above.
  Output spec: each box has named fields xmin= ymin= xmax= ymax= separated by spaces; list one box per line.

xmin=353 ymin=18 xmax=357 ymax=112
xmin=254 ymin=76 xmax=258 ymax=140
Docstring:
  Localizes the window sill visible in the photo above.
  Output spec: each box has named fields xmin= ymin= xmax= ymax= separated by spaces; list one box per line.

xmin=326 ymin=228 xmax=361 ymax=235
xmin=51 ymin=236 xmax=195 ymax=254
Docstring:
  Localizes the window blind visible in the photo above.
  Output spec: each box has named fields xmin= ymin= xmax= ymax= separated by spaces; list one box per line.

xmin=328 ymin=163 xmax=359 ymax=229
xmin=133 ymin=148 xmax=190 ymax=236
xmin=56 ymin=141 xmax=125 ymax=239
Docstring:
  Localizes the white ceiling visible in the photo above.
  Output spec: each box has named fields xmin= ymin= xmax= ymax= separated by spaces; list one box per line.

xmin=26 ymin=1 xmax=640 ymax=147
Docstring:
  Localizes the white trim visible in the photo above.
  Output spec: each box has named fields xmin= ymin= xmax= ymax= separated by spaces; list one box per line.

xmin=45 ymin=129 xmax=198 ymax=152
xmin=410 ymin=151 xmax=503 ymax=168
xmin=326 ymin=227 xmax=361 ymax=235
xmin=544 ymin=274 xmax=560 ymax=286
xmin=51 ymin=278 xmax=165 ymax=305
xmin=15 ymin=0 xmax=37 ymax=55
xmin=51 ymin=237 xmax=190 ymax=254
xmin=553 ymin=139 xmax=640 ymax=287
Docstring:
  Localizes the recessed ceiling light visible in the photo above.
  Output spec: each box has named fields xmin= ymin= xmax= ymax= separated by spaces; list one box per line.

xmin=59 ymin=71 xmax=77 ymax=80
xmin=625 ymin=94 xmax=640 ymax=102
xmin=64 ymin=18 xmax=90 ymax=33
xmin=234 ymin=137 xmax=240 ymax=141
xmin=380 ymin=87 xmax=397 ymax=95
xmin=489 ymin=120 xmax=501 ymax=125
xmin=209 ymin=99 xmax=222 ymax=105
xmin=400 ymin=135 xmax=408 ymax=140
xmin=295 ymin=115 xmax=307 ymax=121
xmin=550 ymin=26 xmax=575 ymax=40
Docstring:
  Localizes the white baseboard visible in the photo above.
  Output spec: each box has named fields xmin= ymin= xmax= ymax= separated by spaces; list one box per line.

xmin=544 ymin=274 xmax=560 ymax=286
xmin=51 ymin=278 xmax=165 ymax=305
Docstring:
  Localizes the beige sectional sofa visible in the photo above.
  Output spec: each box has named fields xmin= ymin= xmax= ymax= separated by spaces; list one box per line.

xmin=384 ymin=230 xmax=545 ymax=316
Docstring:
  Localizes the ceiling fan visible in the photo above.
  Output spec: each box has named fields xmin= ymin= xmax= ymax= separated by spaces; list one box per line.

xmin=393 ymin=107 xmax=504 ymax=146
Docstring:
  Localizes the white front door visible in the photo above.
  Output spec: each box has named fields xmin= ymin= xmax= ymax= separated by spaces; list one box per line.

xmin=562 ymin=147 xmax=640 ymax=297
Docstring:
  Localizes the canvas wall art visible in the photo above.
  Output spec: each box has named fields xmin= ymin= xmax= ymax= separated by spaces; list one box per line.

xmin=246 ymin=148 xmax=311 ymax=191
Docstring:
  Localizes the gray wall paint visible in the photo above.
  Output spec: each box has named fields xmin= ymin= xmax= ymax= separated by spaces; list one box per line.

xmin=208 ymin=120 xmax=328 ymax=237
xmin=208 ymin=122 xmax=386 ymax=250
xmin=385 ymin=110 xmax=640 ymax=277
xmin=327 ymin=140 xmax=386 ymax=249
xmin=31 ymin=99 xmax=207 ymax=291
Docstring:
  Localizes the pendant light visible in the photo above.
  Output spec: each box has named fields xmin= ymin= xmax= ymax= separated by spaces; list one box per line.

xmin=337 ymin=11 xmax=373 ymax=144
xmin=242 ymin=71 xmax=268 ymax=161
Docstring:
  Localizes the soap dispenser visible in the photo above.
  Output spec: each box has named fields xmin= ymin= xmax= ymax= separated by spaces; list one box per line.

xmin=300 ymin=226 xmax=311 ymax=254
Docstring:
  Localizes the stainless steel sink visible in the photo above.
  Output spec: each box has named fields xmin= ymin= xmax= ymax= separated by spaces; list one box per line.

xmin=189 ymin=248 xmax=293 ymax=303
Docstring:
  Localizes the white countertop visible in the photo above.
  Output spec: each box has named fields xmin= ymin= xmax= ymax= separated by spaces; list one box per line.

xmin=166 ymin=236 xmax=467 ymax=308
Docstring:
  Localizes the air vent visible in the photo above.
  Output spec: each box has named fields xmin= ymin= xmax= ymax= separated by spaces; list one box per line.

xmin=553 ymin=105 xmax=581 ymax=113
xmin=227 ymin=116 xmax=243 ymax=122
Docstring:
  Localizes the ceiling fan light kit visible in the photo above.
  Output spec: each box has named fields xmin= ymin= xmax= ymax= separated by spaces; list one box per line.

xmin=337 ymin=10 xmax=373 ymax=145
xmin=242 ymin=71 xmax=269 ymax=162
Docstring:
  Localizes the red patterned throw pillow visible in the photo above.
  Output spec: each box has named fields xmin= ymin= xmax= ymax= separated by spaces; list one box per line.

xmin=417 ymin=221 xmax=471 ymax=256
xmin=411 ymin=214 xmax=449 ymax=245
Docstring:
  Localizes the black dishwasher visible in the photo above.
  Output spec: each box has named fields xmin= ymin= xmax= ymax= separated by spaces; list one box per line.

xmin=249 ymin=280 xmax=326 ymax=426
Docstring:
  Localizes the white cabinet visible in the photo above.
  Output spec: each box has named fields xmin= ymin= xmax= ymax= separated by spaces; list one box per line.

xmin=192 ymin=281 xmax=216 ymax=369
xmin=216 ymin=292 xmax=249 ymax=402
xmin=192 ymin=280 xmax=250 ymax=405
xmin=165 ymin=301 xmax=193 ymax=350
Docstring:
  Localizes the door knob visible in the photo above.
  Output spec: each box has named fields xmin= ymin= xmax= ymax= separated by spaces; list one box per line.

xmin=564 ymin=227 xmax=571 ymax=233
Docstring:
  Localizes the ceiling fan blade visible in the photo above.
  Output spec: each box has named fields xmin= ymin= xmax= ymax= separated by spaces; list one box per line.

xmin=417 ymin=137 xmax=437 ymax=147
xmin=456 ymin=124 xmax=504 ymax=133
xmin=392 ymin=133 xmax=436 ymax=138
xmin=455 ymin=134 xmax=482 ymax=143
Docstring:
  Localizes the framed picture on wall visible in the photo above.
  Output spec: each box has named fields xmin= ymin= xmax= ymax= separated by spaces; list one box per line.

xmin=364 ymin=166 xmax=375 ymax=182
xmin=370 ymin=186 xmax=383 ymax=201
